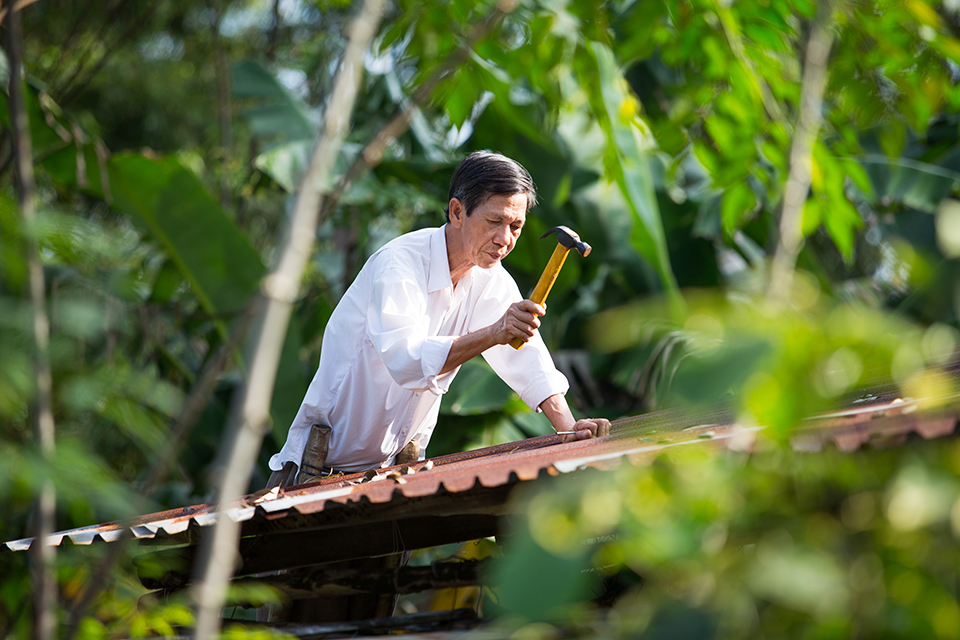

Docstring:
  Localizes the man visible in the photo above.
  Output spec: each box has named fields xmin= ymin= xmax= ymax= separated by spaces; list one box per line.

xmin=268 ymin=151 xmax=610 ymax=484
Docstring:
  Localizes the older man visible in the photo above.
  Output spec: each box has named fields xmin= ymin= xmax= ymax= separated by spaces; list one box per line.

xmin=268 ymin=151 xmax=609 ymax=483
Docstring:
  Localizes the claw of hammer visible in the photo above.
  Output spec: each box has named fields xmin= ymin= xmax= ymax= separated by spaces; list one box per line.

xmin=509 ymin=226 xmax=592 ymax=350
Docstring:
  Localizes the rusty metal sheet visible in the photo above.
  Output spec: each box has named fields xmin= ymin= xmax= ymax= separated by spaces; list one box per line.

xmin=4 ymin=396 xmax=959 ymax=553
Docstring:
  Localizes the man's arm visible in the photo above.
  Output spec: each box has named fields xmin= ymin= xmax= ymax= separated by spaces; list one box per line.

xmin=446 ymin=298 xmax=610 ymax=442
xmin=539 ymin=393 xmax=611 ymax=443
xmin=440 ymin=299 xmax=544 ymax=375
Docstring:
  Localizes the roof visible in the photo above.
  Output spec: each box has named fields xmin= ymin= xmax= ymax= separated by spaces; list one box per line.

xmin=5 ymin=393 xmax=959 ymax=558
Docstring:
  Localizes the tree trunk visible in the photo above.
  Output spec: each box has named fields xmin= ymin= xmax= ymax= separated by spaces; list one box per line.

xmin=3 ymin=7 xmax=58 ymax=640
xmin=188 ymin=2 xmax=388 ymax=638
xmin=767 ymin=5 xmax=835 ymax=302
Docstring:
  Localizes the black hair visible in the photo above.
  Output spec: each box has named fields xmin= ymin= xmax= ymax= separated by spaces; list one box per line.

xmin=444 ymin=151 xmax=537 ymax=223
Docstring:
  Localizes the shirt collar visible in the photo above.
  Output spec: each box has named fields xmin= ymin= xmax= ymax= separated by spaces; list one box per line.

xmin=428 ymin=226 xmax=453 ymax=293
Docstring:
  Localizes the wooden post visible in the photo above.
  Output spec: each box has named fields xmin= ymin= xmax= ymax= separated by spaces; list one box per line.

xmin=395 ymin=439 xmax=420 ymax=466
xmin=298 ymin=424 xmax=332 ymax=484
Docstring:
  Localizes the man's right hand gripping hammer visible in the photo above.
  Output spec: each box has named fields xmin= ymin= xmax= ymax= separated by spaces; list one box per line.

xmin=509 ymin=226 xmax=591 ymax=350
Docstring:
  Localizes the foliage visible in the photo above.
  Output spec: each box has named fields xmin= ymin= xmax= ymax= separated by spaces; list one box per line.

xmin=489 ymin=434 xmax=960 ymax=639
xmin=590 ymin=285 xmax=960 ymax=435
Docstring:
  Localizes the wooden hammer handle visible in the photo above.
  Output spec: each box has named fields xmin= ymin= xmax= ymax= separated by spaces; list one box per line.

xmin=509 ymin=244 xmax=570 ymax=350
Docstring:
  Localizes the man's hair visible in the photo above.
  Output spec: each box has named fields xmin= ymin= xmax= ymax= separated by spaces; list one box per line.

xmin=444 ymin=151 xmax=537 ymax=222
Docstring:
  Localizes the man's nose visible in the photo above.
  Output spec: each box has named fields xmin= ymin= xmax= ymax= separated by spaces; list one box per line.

xmin=493 ymin=224 xmax=511 ymax=246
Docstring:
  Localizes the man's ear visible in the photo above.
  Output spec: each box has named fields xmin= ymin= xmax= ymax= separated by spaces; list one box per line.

xmin=448 ymin=198 xmax=465 ymax=227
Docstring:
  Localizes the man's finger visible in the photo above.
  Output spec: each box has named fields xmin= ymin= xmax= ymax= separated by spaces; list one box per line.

xmin=597 ymin=419 xmax=611 ymax=437
xmin=518 ymin=299 xmax=546 ymax=316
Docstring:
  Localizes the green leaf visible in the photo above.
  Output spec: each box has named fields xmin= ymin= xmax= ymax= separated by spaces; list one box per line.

xmin=589 ymin=41 xmax=678 ymax=295
xmin=879 ymin=119 xmax=907 ymax=158
xmin=861 ymin=154 xmax=960 ymax=214
xmin=823 ymin=196 xmax=862 ymax=262
xmin=232 ymin=59 xmax=315 ymax=143
xmin=802 ymin=197 xmax=822 ymax=237
xmin=149 ymin=259 xmax=183 ymax=304
xmin=721 ymin=181 xmax=757 ymax=235
xmin=441 ymin=358 xmax=516 ymax=416
xmin=843 ymin=157 xmax=874 ymax=198
xmin=443 ymin=67 xmax=480 ymax=127
xmin=106 ymin=154 xmax=309 ymax=438
xmin=108 ymin=154 xmax=264 ymax=317
xmin=254 ymin=139 xmax=313 ymax=192
xmin=232 ymin=59 xmax=291 ymax=99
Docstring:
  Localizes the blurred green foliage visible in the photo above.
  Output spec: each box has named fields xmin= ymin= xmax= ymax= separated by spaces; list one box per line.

xmin=489 ymin=433 xmax=960 ymax=639
xmin=590 ymin=285 xmax=960 ymax=435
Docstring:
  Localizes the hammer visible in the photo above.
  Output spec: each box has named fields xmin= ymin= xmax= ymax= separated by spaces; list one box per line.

xmin=509 ymin=225 xmax=591 ymax=350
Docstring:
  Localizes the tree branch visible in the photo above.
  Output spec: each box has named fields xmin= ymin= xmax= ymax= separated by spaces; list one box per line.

xmin=57 ymin=8 xmax=149 ymax=105
xmin=767 ymin=5 xmax=835 ymax=302
xmin=187 ymin=1 xmax=388 ymax=638
xmin=322 ymin=4 xmax=512 ymax=218
xmin=3 ymin=7 xmax=57 ymax=640
xmin=210 ymin=2 xmax=233 ymax=211
xmin=267 ymin=0 xmax=281 ymax=63
xmin=62 ymin=303 xmax=256 ymax=640
xmin=0 ymin=0 xmax=42 ymax=25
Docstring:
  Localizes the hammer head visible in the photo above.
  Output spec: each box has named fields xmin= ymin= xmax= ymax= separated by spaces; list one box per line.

xmin=540 ymin=225 xmax=592 ymax=257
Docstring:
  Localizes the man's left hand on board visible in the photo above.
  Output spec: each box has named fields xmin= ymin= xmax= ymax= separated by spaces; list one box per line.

xmin=557 ymin=418 xmax=611 ymax=443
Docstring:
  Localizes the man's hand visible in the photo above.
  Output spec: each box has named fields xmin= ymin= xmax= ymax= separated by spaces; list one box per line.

xmin=557 ymin=417 xmax=611 ymax=443
xmin=539 ymin=393 xmax=611 ymax=443
xmin=492 ymin=299 xmax=544 ymax=346
xmin=441 ymin=299 xmax=544 ymax=374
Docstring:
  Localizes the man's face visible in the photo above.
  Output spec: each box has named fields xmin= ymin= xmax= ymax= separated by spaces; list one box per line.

xmin=450 ymin=193 xmax=527 ymax=269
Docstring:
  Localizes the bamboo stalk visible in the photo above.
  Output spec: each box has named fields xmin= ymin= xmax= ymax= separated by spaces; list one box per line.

xmin=3 ymin=8 xmax=57 ymax=640
xmin=189 ymin=2 xmax=516 ymax=635
xmin=767 ymin=5 xmax=835 ymax=302
xmin=188 ymin=2 xmax=387 ymax=638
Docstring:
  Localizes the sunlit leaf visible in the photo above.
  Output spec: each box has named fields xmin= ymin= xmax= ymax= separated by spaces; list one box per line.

xmin=232 ymin=59 xmax=314 ymax=143
xmin=108 ymin=154 xmax=264 ymax=316
xmin=589 ymin=41 xmax=678 ymax=296
xmin=861 ymin=154 xmax=960 ymax=214
xmin=721 ymin=181 xmax=757 ymax=235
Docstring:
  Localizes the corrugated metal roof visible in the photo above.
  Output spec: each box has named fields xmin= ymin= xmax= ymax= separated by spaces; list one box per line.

xmin=4 ymin=395 xmax=959 ymax=553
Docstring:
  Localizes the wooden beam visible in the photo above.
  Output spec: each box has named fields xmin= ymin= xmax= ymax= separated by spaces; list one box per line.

xmin=138 ymin=514 xmax=500 ymax=590
xmin=226 ymin=608 xmax=479 ymax=638
xmin=236 ymin=558 xmax=486 ymax=600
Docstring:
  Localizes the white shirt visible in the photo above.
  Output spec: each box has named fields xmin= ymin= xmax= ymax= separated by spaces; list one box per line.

xmin=269 ymin=225 xmax=569 ymax=473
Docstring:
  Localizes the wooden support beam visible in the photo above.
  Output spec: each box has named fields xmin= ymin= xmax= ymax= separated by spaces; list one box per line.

xmin=138 ymin=514 xmax=500 ymax=590
xmin=227 ymin=608 xmax=479 ymax=638
xmin=236 ymin=558 xmax=486 ymax=600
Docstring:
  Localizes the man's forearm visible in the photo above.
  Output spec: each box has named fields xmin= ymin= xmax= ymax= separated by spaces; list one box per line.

xmin=539 ymin=393 xmax=576 ymax=432
xmin=440 ymin=326 xmax=498 ymax=374
xmin=540 ymin=393 xmax=612 ymax=442
xmin=440 ymin=299 xmax=544 ymax=374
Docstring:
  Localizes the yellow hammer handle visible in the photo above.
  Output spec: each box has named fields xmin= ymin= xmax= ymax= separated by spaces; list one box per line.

xmin=509 ymin=244 xmax=570 ymax=350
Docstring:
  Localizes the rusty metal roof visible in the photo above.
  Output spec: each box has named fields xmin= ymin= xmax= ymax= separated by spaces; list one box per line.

xmin=4 ymin=394 xmax=959 ymax=554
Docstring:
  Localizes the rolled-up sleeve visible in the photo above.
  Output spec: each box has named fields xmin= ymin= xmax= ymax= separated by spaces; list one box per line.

xmin=367 ymin=259 xmax=454 ymax=393
xmin=483 ymin=337 xmax=569 ymax=411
